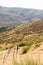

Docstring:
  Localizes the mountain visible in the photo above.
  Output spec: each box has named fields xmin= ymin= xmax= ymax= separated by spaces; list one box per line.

xmin=0 ymin=6 xmax=43 ymax=27
xmin=0 ymin=19 xmax=43 ymax=50
xmin=0 ymin=19 xmax=43 ymax=65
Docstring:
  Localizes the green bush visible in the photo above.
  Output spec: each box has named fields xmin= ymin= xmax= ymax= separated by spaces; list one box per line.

xmin=18 ymin=42 xmax=26 ymax=47
xmin=18 ymin=41 xmax=33 ymax=47
xmin=22 ymin=46 xmax=29 ymax=54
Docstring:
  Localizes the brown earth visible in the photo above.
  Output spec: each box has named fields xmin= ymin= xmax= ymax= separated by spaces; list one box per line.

xmin=0 ymin=42 xmax=43 ymax=65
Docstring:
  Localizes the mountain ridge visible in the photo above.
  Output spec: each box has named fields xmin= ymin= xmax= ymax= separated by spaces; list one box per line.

xmin=0 ymin=6 xmax=43 ymax=27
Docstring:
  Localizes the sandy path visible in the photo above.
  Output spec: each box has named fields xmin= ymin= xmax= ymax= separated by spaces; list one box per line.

xmin=0 ymin=43 xmax=43 ymax=65
xmin=0 ymin=47 xmax=22 ymax=65
xmin=0 ymin=48 xmax=14 ymax=65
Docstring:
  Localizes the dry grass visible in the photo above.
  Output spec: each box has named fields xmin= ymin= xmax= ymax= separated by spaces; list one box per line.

xmin=13 ymin=56 xmax=43 ymax=65
xmin=0 ymin=19 xmax=43 ymax=51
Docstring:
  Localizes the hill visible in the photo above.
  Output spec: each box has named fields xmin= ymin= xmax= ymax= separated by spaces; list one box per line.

xmin=0 ymin=19 xmax=43 ymax=52
xmin=0 ymin=19 xmax=43 ymax=65
xmin=0 ymin=6 xmax=43 ymax=27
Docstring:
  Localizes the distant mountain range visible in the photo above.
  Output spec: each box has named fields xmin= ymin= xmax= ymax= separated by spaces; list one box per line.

xmin=0 ymin=6 xmax=43 ymax=27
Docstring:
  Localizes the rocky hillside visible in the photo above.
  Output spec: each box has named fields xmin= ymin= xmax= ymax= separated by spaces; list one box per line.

xmin=0 ymin=19 xmax=43 ymax=52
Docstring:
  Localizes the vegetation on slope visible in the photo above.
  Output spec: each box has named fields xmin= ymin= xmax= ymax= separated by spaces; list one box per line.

xmin=0 ymin=19 xmax=43 ymax=52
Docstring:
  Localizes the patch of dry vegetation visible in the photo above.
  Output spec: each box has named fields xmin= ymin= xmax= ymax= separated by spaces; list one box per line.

xmin=0 ymin=19 xmax=43 ymax=51
xmin=13 ymin=56 xmax=43 ymax=65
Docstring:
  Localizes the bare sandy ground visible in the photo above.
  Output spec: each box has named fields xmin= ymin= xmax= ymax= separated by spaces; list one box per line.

xmin=0 ymin=42 xmax=43 ymax=65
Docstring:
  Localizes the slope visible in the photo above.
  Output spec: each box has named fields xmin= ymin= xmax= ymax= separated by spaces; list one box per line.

xmin=0 ymin=19 xmax=43 ymax=52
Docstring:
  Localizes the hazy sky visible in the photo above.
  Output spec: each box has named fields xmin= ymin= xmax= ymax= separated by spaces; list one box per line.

xmin=0 ymin=0 xmax=43 ymax=9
